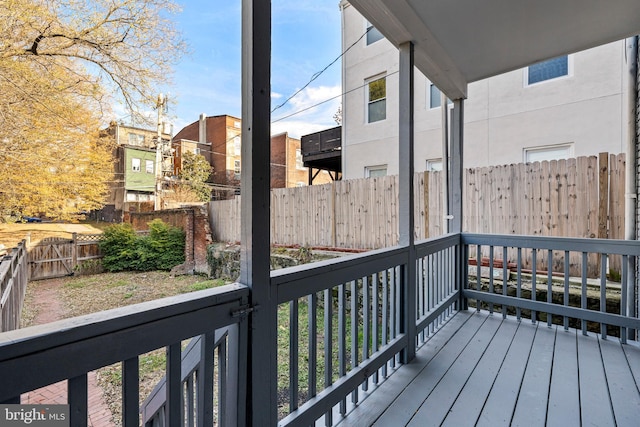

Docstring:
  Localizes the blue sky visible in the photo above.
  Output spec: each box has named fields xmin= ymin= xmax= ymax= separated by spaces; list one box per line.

xmin=166 ymin=0 xmax=343 ymax=138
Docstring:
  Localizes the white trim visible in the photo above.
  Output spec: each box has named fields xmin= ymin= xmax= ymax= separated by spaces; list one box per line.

xmin=365 ymin=164 xmax=388 ymax=178
xmin=523 ymin=143 xmax=574 ymax=163
xmin=365 ymin=73 xmax=387 ymax=124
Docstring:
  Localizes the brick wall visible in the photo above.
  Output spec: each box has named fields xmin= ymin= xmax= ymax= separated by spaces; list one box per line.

xmin=126 ymin=206 xmax=212 ymax=274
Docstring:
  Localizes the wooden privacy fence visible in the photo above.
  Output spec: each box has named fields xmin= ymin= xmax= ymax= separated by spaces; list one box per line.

xmin=0 ymin=240 xmax=28 ymax=332
xmin=209 ymin=153 xmax=624 ymax=247
xmin=27 ymin=233 xmax=103 ymax=281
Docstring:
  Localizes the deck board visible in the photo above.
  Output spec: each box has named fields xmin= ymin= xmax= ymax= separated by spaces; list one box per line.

xmin=476 ymin=320 xmax=537 ymax=426
xmin=336 ymin=310 xmax=640 ymax=427
xmin=577 ymin=332 xmax=615 ymax=426
xmin=547 ymin=329 xmax=580 ymax=427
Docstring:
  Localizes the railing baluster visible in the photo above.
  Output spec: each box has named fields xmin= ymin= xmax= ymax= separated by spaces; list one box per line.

xmin=547 ymin=249 xmax=553 ymax=328
xmin=289 ymin=299 xmax=299 ymax=411
xmin=68 ymin=374 xmax=87 ymax=427
xmin=350 ymin=280 xmax=359 ymax=404
xmin=489 ymin=246 xmax=495 ymax=314
xmin=197 ymin=333 xmax=214 ymax=427
xmin=218 ymin=336 xmax=227 ymax=425
xmin=123 ymin=357 xmax=140 ymax=427
xmin=502 ymin=246 xmax=508 ymax=319
xmin=516 ymin=248 xmax=522 ymax=321
xmin=372 ymin=273 xmax=379 ymax=384
xmin=532 ymin=249 xmax=537 ymax=323
xmin=309 ymin=293 xmax=318 ymax=399
xmin=600 ymin=254 xmax=608 ymax=339
xmin=381 ymin=271 xmax=388 ymax=378
xmin=476 ymin=245 xmax=481 ymax=313
xmin=362 ymin=275 xmax=370 ymax=392
xmin=428 ymin=254 xmax=434 ymax=335
xmin=324 ymin=288 xmax=333 ymax=427
xmin=186 ymin=374 xmax=195 ymax=427
xmin=166 ymin=343 xmax=182 ymax=426
xmin=564 ymin=250 xmax=570 ymax=330
xmin=581 ymin=252 xmax=588 ymax=335
xmin=338 ymin=283 xmax=347 ymax=415
xmin=621 ymin=255 xmax=628 ymax=344
xmin=418 ymin=257 xmax=424 ymax=343
xmin=391 ymin=267 xmax=398 ymax=367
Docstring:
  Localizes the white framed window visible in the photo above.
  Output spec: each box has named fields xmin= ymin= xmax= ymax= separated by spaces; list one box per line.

xmin=234 ymin=136 xmax=241 ymax=156
xmin=131 ymin=158 xmax=141 ymax=172
xmin=145 ymin=160 xmax=154 ymax=174
xmin=426 ymin=159 xmax=443 ymax=171
xmin=366 ymin=75 xmax=386 ymax=123
xmin=234 ymin=160 xmax=241 ymax=176
xmin=296 ymin=149 xmax=304 ymax=170
xmin=365 ymin=165 xmax=387 ymax=178
xmin=525 ymin=55 xmax=571 ymax=86
xmin=524 ymin=143 xmax=573 ymax=163
xmin=365 ymin=20 xmax=384 ymax=45
xmin=429 ymin=84 xmax=452 ymax=109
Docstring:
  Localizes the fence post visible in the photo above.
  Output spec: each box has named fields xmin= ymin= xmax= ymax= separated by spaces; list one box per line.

xmin=71 ymin=232 xmax=78 ymax=271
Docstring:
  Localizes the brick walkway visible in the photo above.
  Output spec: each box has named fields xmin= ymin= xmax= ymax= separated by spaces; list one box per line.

xmin=20 ymin=279 xmax=116 ymax=427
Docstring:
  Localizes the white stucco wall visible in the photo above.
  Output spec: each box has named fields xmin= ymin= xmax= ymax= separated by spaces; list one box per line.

xmin=341 ymin=2 xmax=630 ymax=178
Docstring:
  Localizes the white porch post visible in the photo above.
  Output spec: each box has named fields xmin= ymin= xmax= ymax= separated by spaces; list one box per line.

xmin=399 ymin=41 xmax=416 ymax=363
xmin=450 ymin=99 xmax=464 ymax=234
xmin=241 ymin=0 xmax=277 ymax=425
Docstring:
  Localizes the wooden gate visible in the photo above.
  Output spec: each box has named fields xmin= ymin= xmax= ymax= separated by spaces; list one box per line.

xmin=28 ymin=237 xmax=75 ymax=281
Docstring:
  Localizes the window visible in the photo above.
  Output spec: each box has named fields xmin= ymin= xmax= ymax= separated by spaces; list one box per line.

xmin=296 ymin=182 xmax=305 ymax=187
xmin=234 ymin=160 xmax=241 ymax=176
xmin=233 ymin=121 xmax=241 ymax=129
xmin=524 ymin=144 xmax=573 ymax=163
xmin=426 ymin=159 xmax=443 ymax=171
xmin=234 ymin=136 xmax=241 ymax=156
xmin=131 ymin=158 xmax=141 ymax=172
xmin=365 ymin=165 xmax=387 ymax=178
xmin=429 ymin=84 xmax=451 ymax=109
xmin=193 ymin=147 xmax=200 ymax=155
xmin=366 ymin=76 xmax=386 ymax=123
xmin=366 ymin=20 xmax=384 ymax=45
xmin=527 ymin=56 xmax=569 ymax=85
xmin=145 ymin=160 xmax=154 ymax=174
xmin=296 ymin=149 xmax=304 ymax=170
xmin=128 ymin=133 xmax=145 ymax=146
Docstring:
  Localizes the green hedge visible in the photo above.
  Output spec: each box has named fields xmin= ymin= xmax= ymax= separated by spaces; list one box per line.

xmin=100 ymin=220 xmax=185 ymax=272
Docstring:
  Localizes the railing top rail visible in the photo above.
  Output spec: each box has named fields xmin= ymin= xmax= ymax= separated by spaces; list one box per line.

xmin=461 ymin=233 xmax=640 ymax=255
xmin=0 ymin=283 xmax=248 ymax=362
xmin=271 ymin=245 xmax=408 ymax=303
xmin=415 ymin=233 xmax=461 ymax=258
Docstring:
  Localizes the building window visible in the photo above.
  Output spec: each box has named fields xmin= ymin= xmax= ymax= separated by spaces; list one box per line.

xmin=426 ymin=159 xmax=443 ymax=171
xmin=429 ymin=84 xmax=451 ymax=109
xmin=366 ymin=76 xmax=386 ymax=123
xmin=145 ymin=160 xmax=154 ymax=174
xmin=524 ymin=144 xmax=573 ymax=163
xmin=128 ymin=133 xmax=145 ymax=146
xmin=234 ymin=121 xmax=241 ymax=129
xmin=527 ymin=56 xmax=569 ymax=85
xmin=234 ymin=160 xmax=241 ymax=177
xmin=365 ymin=165 xmax=387 ymax=178
xmin=366 ymin=20 xmax=384 ymax=45
xmin=234 ymin=136 xmax=241 ymax=156
xmin=296 ymin=149 xmax=304 ymax=170
xmin=131 ymin=158 xmax=141 ymax=172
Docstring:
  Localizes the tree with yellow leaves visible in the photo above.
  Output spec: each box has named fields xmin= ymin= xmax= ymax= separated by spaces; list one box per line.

xmin=0 ymin=0 xmax=186 ymax=220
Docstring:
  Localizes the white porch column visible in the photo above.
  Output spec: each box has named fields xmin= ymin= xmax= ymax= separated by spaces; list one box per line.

xmin=398 ymin=41 xmax=416 ymax=363
xmin=241 ymin=0 xmax=277 ymax=425
xmin=450 ymin=99 xmax=464 ymax=233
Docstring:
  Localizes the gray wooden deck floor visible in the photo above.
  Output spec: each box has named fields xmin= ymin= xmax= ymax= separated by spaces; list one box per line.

xmin=337 ymin=310 xmax=640 ymax=427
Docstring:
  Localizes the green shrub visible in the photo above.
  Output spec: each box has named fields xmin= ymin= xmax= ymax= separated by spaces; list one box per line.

xmin=100 ymin=220 xmax=185 ymax=272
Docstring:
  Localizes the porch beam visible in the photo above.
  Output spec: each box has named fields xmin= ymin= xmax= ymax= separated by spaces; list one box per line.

xmin=398 ymin=41 xmax=416 ymax=363
xmin=241 ymin=0 xmax=277 ymax=425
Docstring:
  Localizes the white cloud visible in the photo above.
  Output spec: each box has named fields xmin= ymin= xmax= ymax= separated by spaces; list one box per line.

xmin=271 ymin=92 xmax=283 ymax=99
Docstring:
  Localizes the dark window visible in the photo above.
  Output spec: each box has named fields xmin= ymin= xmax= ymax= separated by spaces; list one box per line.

xmin=528 ymin=56 xmax=568 ymax=85
xmin=366 ymin=21 xmax=384 ymax=45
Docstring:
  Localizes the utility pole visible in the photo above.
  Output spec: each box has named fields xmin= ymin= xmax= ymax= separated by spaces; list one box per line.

xmin=155 ymin=93 xmax=167 ymax=210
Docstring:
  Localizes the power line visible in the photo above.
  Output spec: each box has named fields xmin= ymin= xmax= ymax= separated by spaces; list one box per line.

xmin=271 ymin=27 xmax=372 ymax=114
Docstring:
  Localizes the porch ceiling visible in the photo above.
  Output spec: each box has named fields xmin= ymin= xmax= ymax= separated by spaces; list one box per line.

xmin=348 ymin=0 xmax=640 ymax=100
